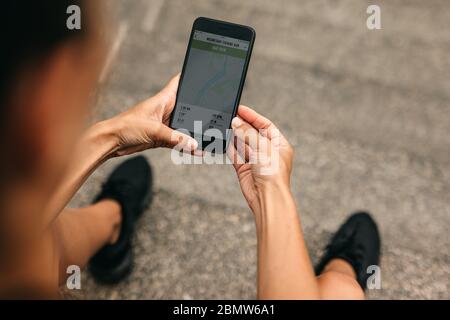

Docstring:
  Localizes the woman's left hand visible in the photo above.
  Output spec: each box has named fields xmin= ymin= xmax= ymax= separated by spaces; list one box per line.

xmin=103 ymin=74 xmax=198 ymax=157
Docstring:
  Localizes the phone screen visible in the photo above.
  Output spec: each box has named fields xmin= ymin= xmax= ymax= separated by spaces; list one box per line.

xmin=171 ymin=25 xmax=252 ymax=151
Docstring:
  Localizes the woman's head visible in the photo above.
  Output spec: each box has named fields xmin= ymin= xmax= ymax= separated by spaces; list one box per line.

xmin=0 ymin=1 xmax=106 ymax=207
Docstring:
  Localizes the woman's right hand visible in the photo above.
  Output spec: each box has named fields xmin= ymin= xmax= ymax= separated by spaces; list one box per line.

xmin=228 ymin=105 xmax=294 ymax=215
xmin=230 ymin=107 xmax=321 ymax=300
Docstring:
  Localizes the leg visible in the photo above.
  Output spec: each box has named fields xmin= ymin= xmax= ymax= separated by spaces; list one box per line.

xmin=0 ymin=200 xmax=119 ymax=298
xmin=51 ymin=199 xmax=122 ymax=285
xmin=59 ymin=156 xmax=152 ymax=285
xmin=317 ymin=259 xmax=365 ymax=300
xmin=314 ymin=212 xmax=381 ymax=300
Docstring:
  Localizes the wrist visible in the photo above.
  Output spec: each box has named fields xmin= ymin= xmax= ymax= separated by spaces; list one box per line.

xmin=253 ymin=178 xmax=294 ymax=215
xmin=252 ymin=180 xmax=298 ymax=237
xmin=82 ymin=119 xmax=119 ymax=162
xmin=256 ymin=176 xmax=291 ymax=197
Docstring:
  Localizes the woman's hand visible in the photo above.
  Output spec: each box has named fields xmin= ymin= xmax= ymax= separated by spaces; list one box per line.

xmin=102 ymin=74 xmax=197 ymax=157
xmin=229 ymin=107 xmax=320 ymax=299
xmin=228 ymin=105 xmax=294 ymax=215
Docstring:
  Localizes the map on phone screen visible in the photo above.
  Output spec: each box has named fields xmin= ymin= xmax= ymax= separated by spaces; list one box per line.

xmin=173 ymin=30 xmax=250 ymax=138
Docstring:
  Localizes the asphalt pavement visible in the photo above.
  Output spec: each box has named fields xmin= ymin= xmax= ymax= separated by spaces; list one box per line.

xmin=70 ymin=0 xmax=449 ymax=299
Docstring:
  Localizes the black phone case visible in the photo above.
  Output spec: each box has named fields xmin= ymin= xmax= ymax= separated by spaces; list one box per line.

xmin=169 ymin=17 xmax=256 ymax=153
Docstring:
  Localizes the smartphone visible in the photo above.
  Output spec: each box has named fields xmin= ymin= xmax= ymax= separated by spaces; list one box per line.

xmin=169 ymin=17 xmax=255 ymax=153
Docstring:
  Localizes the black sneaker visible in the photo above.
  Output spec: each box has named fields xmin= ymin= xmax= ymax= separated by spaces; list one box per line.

xmin=89 ymin=156 xmax=153 ymax=284
xmin=315 ymin=212 xmax=381 ymax=290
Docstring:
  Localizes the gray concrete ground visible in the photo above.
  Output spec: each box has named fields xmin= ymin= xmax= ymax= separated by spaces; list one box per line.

xmin=71 ymin=0 xmax=449 ymax=299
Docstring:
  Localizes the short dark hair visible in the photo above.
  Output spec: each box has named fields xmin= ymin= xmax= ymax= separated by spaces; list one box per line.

xmin=0 ymin=0 xmax=87 ymax=117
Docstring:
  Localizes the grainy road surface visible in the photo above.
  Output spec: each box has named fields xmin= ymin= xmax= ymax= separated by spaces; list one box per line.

xmin=70 ymin=0 xmax=449 ymax=299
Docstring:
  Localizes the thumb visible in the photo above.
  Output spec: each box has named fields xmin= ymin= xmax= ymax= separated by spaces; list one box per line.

xmin=154 ymin=122 xmax=198 ymax=151
xmin=157 ymin=73 xmax=180 ymax=102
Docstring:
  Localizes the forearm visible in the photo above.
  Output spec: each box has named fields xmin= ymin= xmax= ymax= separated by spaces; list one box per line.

xmin=255 ymin=181 xmax=320 ymax=299
xmin=42 ymin=120 xmax=118 ymax=227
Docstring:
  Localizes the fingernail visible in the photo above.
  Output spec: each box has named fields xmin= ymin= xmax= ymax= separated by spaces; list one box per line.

xmin=232 ymin=117 xmax=242 ymax=128
xmin=193 ymin=149 xmax=204 ymax=157
xmin=188 ymin=138 xmax=198 ymax=150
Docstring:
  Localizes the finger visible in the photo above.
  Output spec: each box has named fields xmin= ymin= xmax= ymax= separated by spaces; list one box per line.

xmin=228 ymin=132 xmax=252 ymax=163
xmin=157 ymin=73 xmax=181 ymax=113
xmin=160 ymin=73 xmax=180 ymax=98
xmin=226 ymin=141 xmax=244 ymax=171
xmin=237 ymin=105 xmax=272 ymax=129
xmin=155 ymin=123 xmax=198 ymax=151
xmin=234 ymin=133 xmax=253 ymax=163
xmin=191 ymin=148 xmax=205 ymax=157
xmin=237 ymin=105 xmax=277 ymax=139
xmin=231 ymin=117 xmax=262 ymax=150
